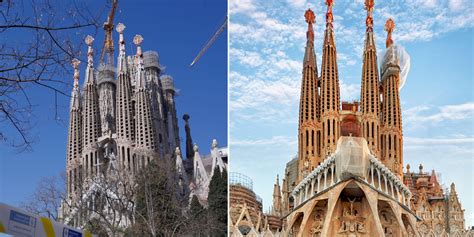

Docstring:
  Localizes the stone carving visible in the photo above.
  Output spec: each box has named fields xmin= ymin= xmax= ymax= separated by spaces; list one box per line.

xmin=338 ymin=198 xmax=367 ymax=236
xmin=310 ymin=210 xmax=324 ymax=237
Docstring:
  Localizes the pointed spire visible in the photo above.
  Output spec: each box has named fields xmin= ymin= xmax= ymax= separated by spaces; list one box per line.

xmin=84 ymin=35 xmax=95 ymax=85
xmin=183 ymin=114 xmax=195 ymax=160
xmin=365 ymin=0 xmax=374 ymax=31
xmin=116 ymin=23 xmax=128 ymax=74
xmin=72 ymin=58 xmax=80 ymax=87
xmin=70 ymin=58 xmax=81 ymax=109
xmin=325 ymin=0 xmax=334 ymax=27
xmin=305 ymin=9 xmax=315 ymax=42
xmin=134 ymin=34 xmax=146 ymax=89
xmin=303 ymin=9 xmax=317 ymax=68
xmin=385 ymin=18 xmax=395 ymax=48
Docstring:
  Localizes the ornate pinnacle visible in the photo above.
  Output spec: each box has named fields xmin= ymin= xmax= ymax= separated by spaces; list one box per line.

xmin=325 ymin=0 xmax=334 ymax=26
xmin=133 ymin=34 xmax=144 ymax=57
xmin=305 ymin=9 xmax=315 ymax=42
xmin=365 ymin=0 xmax=374 ymax=30
xmin=116 ymin=23 xmax=126 ymax=53
xmin=85 ymin=35 xmax=94 ymax=66
xmin=385 ymin=18 xmax=395 ymax=48
xmin=71 ymin=58 xmax=80 ymax=86
xmin=193 ymin=144 xmax=199 ymax=152
xmin=175 ymin=147 xmax=181 ymax=156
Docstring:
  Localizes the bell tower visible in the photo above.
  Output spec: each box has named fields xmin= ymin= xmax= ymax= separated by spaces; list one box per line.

xmin=320 ymin=0 xmax=341 ymax=157
xmin=380 ymin=19 xmax=403 ymax=178
xmin=297 ymin=9 xmax=322 ymax=182
xmin=360 ymin=0 xmax=381 ymax=158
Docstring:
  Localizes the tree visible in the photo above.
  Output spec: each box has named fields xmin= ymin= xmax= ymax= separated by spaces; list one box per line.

xmin=133 ymin=159 xmax=185 ymax=236
xmin=207 ymin=167 xmax=228 ymax=235
xmin=21 ymin=173 xmax=67 ymax=221
xmin=0 ymin=0 xmax=104 ymax=152
xmin=187 ymin=195 xmax=206 ymax=236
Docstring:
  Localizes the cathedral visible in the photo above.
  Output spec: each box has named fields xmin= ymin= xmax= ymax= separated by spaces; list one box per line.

xmin=61 ymin=21 xmax=227 ymax=228
xmin=230 ymin=0 xmax=469 ymax=236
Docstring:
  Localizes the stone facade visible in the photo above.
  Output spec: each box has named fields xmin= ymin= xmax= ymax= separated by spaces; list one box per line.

xmin=62 ymin=22 xmax=227 ymax=228
xmin=233 ymin=1 xmax=469 ymax=237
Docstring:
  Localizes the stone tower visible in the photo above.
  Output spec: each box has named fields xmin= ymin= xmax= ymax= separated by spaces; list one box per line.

xmin=380 ymin=18 xmax=403 ymax=178
xmin=115 ymin=23 xmax=135 ymax=172
xmin=133 ymin=34 xmax=158 ymax=167
xmin=272 ymin=175 xmax=282 ymax=216
xmin=183 ymin=114 xmax=194 ymax=160
xmin=161 ymin=74 xmax=180 ymax=156
xmin=144 ymin=51 xmax=168 ymax=157
xmin=360 ymin=0 xmax=381 ymax=159
xmin=82 ymin=36 xmax=102 ymax=180
xmin=297 ymin=9 xmax=321 ymax=182
xmin=320 ymin=0 xmax=341 ymax=157
xmin=66 ymin=59 xmax=83 ymax=197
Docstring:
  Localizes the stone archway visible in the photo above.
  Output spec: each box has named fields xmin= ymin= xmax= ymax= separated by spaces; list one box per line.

xmin=288 ymin=212 xmax=304 ymax=237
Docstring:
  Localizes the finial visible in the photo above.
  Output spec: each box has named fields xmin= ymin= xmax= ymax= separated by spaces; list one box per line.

xmin=304 ymin=9 xmax=315 ymax=42
xmin=133 ymin=34 xmax=144 ymax=63
xmin=365 ymin=0 xmax=374 ymax=30
xmin=384 ymin=18 xmax=395 ymax=48
xmin=175 ymin=147 xmax=181 ymax=156
xmin=85 ymin=35 xmax=94 ymax=66
xmin=183 ymin=114 xmax=190 ymax=122
xmin=325 ymin=0 xmax=334 ymax=26
xmin=193 ymin=144 xmax=199 ymax=152
xmin=406 ymin=164 xmax=411 ymax=173
xmin=71 ymin=58 xmax=80 ymax=86
xmin=419 ymin=163 xmax=423 ymax=173
xmin=116 ymin=23 xmax=126 ymax=53
xmin=212 ymin=139 xmax=218 ymax=149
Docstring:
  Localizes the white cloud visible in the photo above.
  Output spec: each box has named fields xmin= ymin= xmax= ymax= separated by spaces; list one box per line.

xmin=231 ymin=135 xmax=297 ymax=146
xmin=404 ymin=102 xmax=474 ymax=123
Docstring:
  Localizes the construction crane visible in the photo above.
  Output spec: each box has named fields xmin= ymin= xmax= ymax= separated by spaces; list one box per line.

xmin=189 ymin=16 xmax=227 ymax=67
xmin=99 ymin=0 xmax=118 ymax=66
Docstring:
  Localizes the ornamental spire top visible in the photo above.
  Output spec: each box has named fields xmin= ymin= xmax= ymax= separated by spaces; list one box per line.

xmin=116 ymin=23 xmax=126 ymax=54
xmin=71 ymin=58 xmax=80 ymax=87
xmin=325 ymin=0 xmax=334 ymax=27
xmin=133 ymin=34 xmax=144 ymax=57
xmin=134 ymin=34 xmax=146 ymax=88
xmin=85 ymin=35 xmax=94 ymax=66
xmin=305 ymin=9 xmax=315 ymax=42
xmin=365 ymin=0 xmax=374 ymax=31
xmin=385 ymin=18 xmax=395 ymax=48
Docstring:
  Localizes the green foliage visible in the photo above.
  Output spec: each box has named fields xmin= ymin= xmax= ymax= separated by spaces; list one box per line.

xmin=207 ymin=167 xmax=228 ymax=236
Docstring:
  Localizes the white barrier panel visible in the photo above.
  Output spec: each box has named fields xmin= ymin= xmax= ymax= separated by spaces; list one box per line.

xmin=0 ymin=202 xmax=95 ymax=237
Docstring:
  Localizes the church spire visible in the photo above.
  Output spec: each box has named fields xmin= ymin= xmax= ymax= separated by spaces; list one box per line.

xmin=82 ymin=35 xmax=102 ymax=179
xmin=360 ymin=0 xmax=381 ymax=158
xmin=67 ymin=58 xmax=83 ymax=197
xmin=183 ymin=114 xmax=195 ymax=160
xmin=84 ymin=36 xmax=95 ymax=85
xmin=70 ymin=59 xmax=81 ymax=109
xmin=385 ymin=18 xmax=395 ymax=48
xmin=320 ymin=0 xmax=341 ymax=157
xmin=133 ymin=34 xmax=158 ymax=164
xmin=117 ymin=23 xmax=127 ymax=74
xmin=380 ymin=18 xmax=403 ymax=178
xmin=272 ymin=174 xmax=282 ymax=216
xmin=297 ymin=9 xmax=322 ymax=183
xmin=115 ymin=23 xmax=135 ymax=171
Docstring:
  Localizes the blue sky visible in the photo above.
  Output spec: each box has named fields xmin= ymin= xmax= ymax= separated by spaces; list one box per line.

xmin=0 ymin=0 xmax=227 ymax=207
xmin=229 ymin=0 xmax=474 ymax=226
